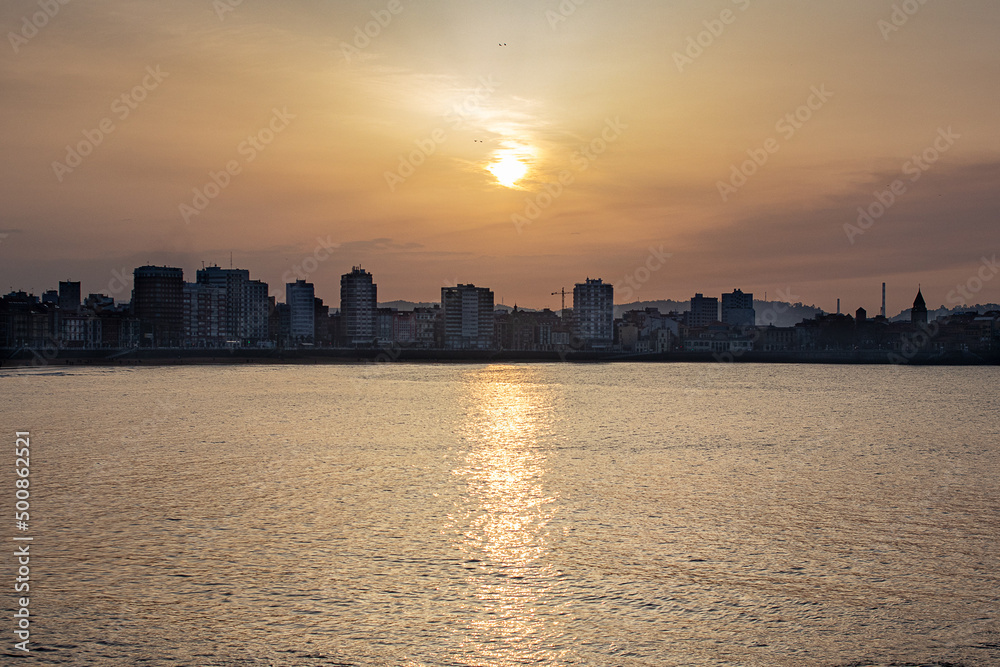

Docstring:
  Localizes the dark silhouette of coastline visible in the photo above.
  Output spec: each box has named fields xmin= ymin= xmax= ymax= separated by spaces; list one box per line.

xmin=2 ymin=346 xmax=996 ymax=367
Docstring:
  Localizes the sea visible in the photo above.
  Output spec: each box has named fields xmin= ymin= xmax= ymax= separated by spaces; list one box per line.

xmin=1 ymin=362 xmax=998 ymax=666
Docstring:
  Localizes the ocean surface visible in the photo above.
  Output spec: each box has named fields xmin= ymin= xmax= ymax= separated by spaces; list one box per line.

xmin=1 ymin=362 xmax=998 ymax=666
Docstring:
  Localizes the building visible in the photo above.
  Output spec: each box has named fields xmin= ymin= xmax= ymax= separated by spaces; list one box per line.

xmin=911 ymin=287 xmax=928 ymax=325
xmin=495 ymin=307 xmax=562 ymax=351
xmin=341 ymin=267 xmax=377 ymax=346
xmin=442 ymin=284 xmax=494 ymax=350
xmin=392 ymin=310 xmax=416 ymax=345
xmin=573 ymin=278 xmax=614 ymax=349
xmin=413 ymin=306 xmax=441 ymax=348
xmin=376 ymin=307 xmax=395 ymax=346
xmin=59 ymin=313 xmax=101 ymax=348
xmin=285 ymin=280 xmax=315 ymax=344
xmin=686 ymin=293 xmax=719 ymax=328
xmin=58 ymin=281 xmax=81 ymax=313
xmin=314 ymin=297 xmax=331 ymax=345
xmin=183 ymin=282 xmax=228 ymax=347
xmin=721 ymin=289 xmax=755 ymax=328
xmin=195 ymin=266 xmax=270 ymax=346
xmin=132 ymin=266 xmax=184 ymax=347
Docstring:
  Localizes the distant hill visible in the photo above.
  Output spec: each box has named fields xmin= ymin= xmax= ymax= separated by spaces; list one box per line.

xmin=379 ymin=302 xmax=547 ymax=314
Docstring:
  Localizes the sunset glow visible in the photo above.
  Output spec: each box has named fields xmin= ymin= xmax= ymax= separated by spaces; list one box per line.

xmin=488 ymin=154 xmax=529 ymax=188
xmin=1 ymin=1 xmax=998 ymax=313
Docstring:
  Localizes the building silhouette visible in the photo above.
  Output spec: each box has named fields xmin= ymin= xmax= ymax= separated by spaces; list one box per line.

xmin=442 ymin=284 xmax=494 ymax=349
xmin=132 ymin=266 xmax=184 ymax=347
xmin=574 ymin=278 xmax=614 ymax=349
xmin=183 ymin=282 xmax=227 ymax=347
xmin=58 ymin=281 xmax=81 ymax=313
xmin=686 ymin=293 xmax=719 ymax=327
xmin=286 ymin=280 xmax=315 ymax=344
xmin=341 ymin=267 xmax=377 ymax=346
xmin=721 ymin=289 xmax=755 ymax=327
xmin=196 ymin=266 xmax=269 ymax=346
xmin=911 ymin=287 xmax=928 ymax=325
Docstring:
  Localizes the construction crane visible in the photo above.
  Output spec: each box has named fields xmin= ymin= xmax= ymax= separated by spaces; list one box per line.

xmin=551 ymin=288 xmax=570 ymax=320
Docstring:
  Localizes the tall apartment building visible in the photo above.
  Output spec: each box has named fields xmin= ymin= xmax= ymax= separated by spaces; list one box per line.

xmin=686 ymin=293 xmax=719 ymax=328
xmin=721 ymin=289 xmax=755 ymax=327
xmin=442 ymin=284 xmax=494 ymax=350
xmin=132 ymin=266 xmax=184 ymax=347
xmin=183 ymin=282 xmax=228 ymax=347
xmin=573 ymin=278 xmax=614 ymax=349
xmin=196 ymin=266 xmax=269 ymax=346
xmin=286 ymin=280 xmax=315 ymax=344
xmin=341 ymin=267 xmax=377 ymax=346
xmin=58 ymin=281 xmax=81 ymax=313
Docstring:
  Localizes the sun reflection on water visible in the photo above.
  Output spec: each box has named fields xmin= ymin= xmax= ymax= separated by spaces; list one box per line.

xmin=451 ymin=365 xmax=560 ymax=663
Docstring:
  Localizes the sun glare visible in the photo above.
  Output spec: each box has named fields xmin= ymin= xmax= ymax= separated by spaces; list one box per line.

xmin=488 ymin=155 xmax=528 ymax=188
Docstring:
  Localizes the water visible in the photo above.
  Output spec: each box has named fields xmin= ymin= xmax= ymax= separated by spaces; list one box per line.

xmin=1 ymin=363 xmax=998 ymax=666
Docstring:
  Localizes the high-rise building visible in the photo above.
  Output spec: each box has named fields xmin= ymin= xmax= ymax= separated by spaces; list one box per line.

xmin=183 ymin=282 xmax=227 ymax=347
xmin=286 ymin=280 xmax=315 ymax=343
xmin=341 ymin=267 xmax=377 ymax=346
xmin=721 ymin=289 xmax=755 ymax=327
xmin=58 ymin=281 xmax=81 ymax=312
xmin=686 ymin=293 xmax=719 ymax=328
xmin=573 ymin=278 xmax=614 ymax=349
xmin=243 ymin=279 xmax=270 ymax=345
xmin=196 ymin=266 xmax=269 ymax=346
xmin=132 ymin=266 xmax=184 ymax=347
xmin=442 ymin=284 xmax=494 ymax=350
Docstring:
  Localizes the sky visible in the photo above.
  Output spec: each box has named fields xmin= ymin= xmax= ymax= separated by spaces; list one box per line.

xmin=1 ymin=0 xmax=998 ymax=315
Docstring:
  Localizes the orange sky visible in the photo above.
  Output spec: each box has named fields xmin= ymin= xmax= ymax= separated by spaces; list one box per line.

xmin=2 ymin=0 xmax=998 ymax=315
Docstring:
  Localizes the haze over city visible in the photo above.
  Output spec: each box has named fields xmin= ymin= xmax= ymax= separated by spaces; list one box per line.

xmin=2 ymin=0 xmax=998 ymax=315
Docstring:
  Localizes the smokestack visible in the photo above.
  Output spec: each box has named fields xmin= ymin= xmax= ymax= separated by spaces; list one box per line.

xmin=837 ymin=298 xmax=840 ymax=315
xmin=881 ymin=282 xmax=886 ymax=318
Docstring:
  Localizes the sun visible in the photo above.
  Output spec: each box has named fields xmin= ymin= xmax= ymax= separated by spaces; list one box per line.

xmin=488 ymin=155 xmax=528 ymax=188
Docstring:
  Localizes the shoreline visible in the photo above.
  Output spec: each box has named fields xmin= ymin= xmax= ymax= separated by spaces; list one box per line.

xmin=2 ymin=347 xmax=998 ymax=367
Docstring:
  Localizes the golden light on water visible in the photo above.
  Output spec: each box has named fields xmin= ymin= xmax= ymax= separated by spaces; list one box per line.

xmin=453 ymin=366 xmax=558 ymax=662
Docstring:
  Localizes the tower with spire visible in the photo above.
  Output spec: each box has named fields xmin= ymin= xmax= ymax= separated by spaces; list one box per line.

xmin=910 ymin=286 xmax=928 ymax=325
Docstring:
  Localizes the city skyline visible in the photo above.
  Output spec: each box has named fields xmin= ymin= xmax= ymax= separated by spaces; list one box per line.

xmin=6 ymin=258 xmax=991 ymax=320
xmin=2 ymin=1 xmax=999 ymax=316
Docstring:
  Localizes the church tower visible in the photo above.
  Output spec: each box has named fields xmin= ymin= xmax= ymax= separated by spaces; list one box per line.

xmin=910 ymin=287 xmax=928 ymax=325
